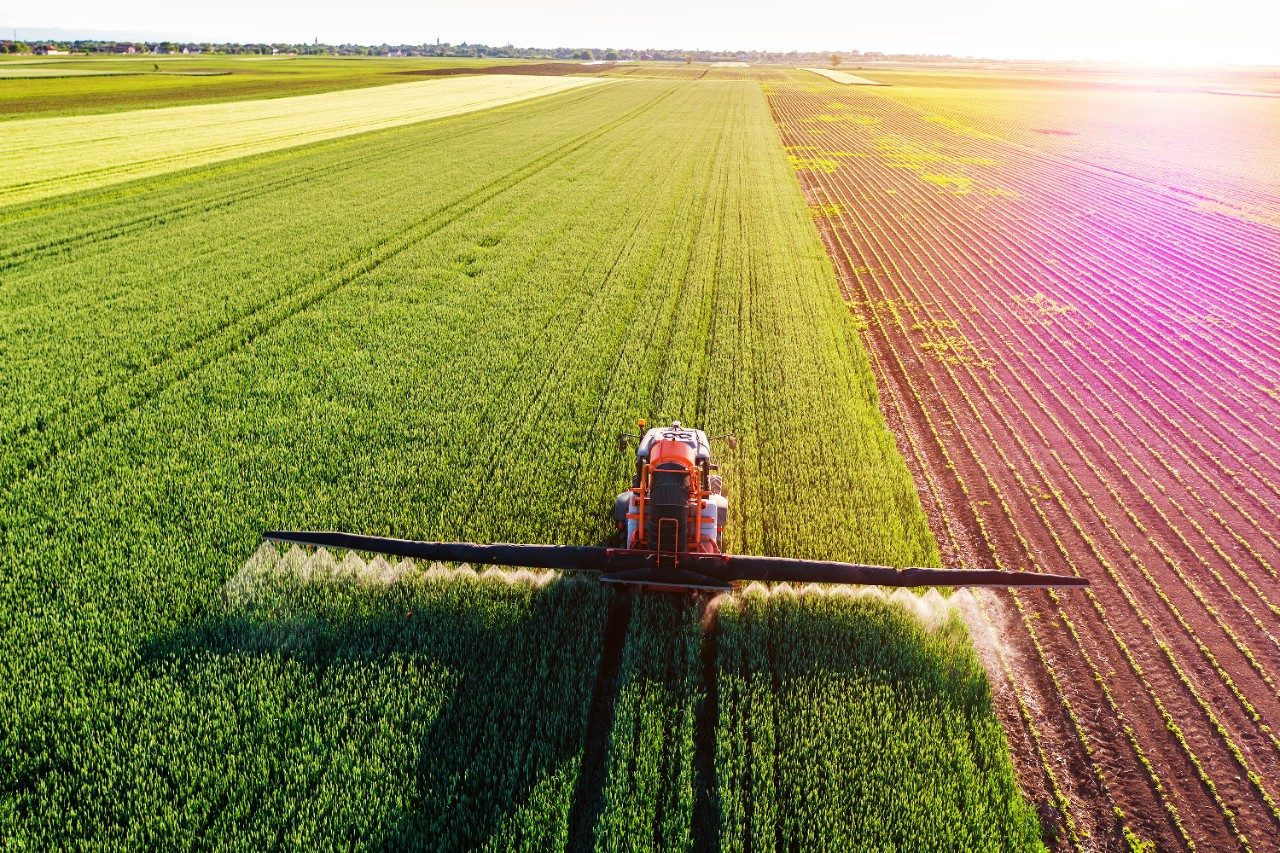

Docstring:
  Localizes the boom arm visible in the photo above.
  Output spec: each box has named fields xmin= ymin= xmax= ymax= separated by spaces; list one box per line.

xmin=263 ymin=531 xmax=1088 ymax=590
xmin=263 ymin=531 xmax=607 ymax=572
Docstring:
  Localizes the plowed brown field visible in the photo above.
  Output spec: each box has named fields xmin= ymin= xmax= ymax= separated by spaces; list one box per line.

xmin=765 ymin=69 xmax=1280 ymax=851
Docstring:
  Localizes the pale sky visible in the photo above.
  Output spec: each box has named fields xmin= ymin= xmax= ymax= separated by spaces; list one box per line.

xmin=12 ymin=0 xmax=1280 ymax=66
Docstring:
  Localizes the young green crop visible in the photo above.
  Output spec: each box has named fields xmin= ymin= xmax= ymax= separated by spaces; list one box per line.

xmin=105 ymin=549 xmax=607 ymax=849
xmin=0 ymin=74 xmax=1034 ymax=848
xmin=716 ymin=588 xmax=1044 ymax=851
xmin=594 ymin=595 xmax=700 ymax=851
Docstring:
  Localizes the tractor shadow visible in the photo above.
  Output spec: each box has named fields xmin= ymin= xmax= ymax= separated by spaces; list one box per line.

xmin=141 ymin=568 xmax=610 ymax=851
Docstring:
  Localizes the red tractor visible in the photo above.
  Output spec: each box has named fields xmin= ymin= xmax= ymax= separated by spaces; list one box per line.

xmin=614 ymin=420 xmax=728 ymax=555
xmin=266 ymin=420 xmax=1085 ymax=592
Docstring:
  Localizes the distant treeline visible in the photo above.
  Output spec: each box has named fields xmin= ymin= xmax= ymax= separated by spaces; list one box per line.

xmin=1 ymin=38 xmax=978 ymax=63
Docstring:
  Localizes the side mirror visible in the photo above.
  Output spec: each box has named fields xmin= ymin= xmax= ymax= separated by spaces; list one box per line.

xmin=618 ymin=435 xmax=629 ymax=452
xmin=727 ymin=436 xmax=738 ymax=451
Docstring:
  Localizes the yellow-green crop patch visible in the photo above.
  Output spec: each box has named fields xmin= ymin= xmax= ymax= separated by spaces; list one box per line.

xmin=0 ymin=55 xmax=557 ymax=119
xmin=800 ymin=67 xmax=887 ymax=86
xmin=0 ymin=74 xmax=603 ymax=206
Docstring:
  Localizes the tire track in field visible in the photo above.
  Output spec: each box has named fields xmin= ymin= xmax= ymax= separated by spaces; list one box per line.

xmin=0 ymin=86 xmax=608 ymax=273
xmin=0 ymin=84 xmax=676 ymax=501
xmin=566 ymin=589 xmax=633 ymax=853
xmin=691 ymin=594 xmax=724 ymax=853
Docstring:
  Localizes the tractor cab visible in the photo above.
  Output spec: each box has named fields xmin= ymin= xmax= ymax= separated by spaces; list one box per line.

xmin=615 ymin=420 xmax=727 ymax=554
xmin=633 ymin=421 xmax=712 ymax=488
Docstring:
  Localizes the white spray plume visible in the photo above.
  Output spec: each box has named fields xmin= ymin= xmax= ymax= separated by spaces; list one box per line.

xmin=730 ymin=581 xmax=967 ymax=632
xmin=224 ymin=543 xmax=561 ymax=604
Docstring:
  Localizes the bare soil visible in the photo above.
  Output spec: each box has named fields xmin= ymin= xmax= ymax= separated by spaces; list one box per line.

xmin=768 ymin=75 xmax=1280 ymax=851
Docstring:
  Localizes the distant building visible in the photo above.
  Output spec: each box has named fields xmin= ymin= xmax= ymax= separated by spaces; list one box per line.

xmin=105 ymin=43 xmax=137 ymax=54
xmin=33 ymin=45 xmax=69 ymax=55
xmin=181 ymin=45 xmax=202 ymax=54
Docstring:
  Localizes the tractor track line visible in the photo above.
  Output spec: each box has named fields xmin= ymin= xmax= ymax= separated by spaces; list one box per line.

xmin=567 ymin=588 xmax=633 ymax=853
xmin=689 ymin=86 xmax=735 ymax=432
xmin=564 ymin=81 xmax=732 ymax=503
xmin=551 ymin=82 xmax=741 ymax=538
xmin=437 ymin=85 xmax=695 ymax=526
xmin=692 ymin=593 xmax=724 ymax=853
xmin=0 ymin=85 xmax=675 ymax=502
